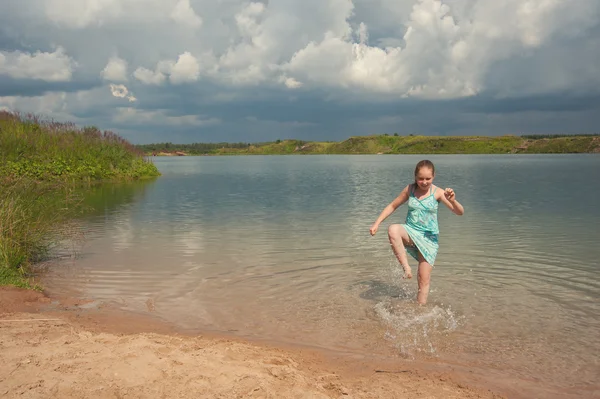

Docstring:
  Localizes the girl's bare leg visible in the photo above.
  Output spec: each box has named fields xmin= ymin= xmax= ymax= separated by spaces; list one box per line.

xmin=387 ymin=224 xmax=414 ymax=279
xmin=417 ymin=254 xmax=433 ymax=305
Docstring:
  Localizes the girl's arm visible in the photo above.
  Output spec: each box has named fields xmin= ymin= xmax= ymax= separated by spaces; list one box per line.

xmin=438 ymin=187 xmax=464 ymax=216
xmin=370 ymin=184 xmax=411 ymax=235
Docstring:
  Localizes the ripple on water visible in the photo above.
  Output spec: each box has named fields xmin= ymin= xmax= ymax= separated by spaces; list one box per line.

xmin=40 ymin=155 xmax=600 ymax=399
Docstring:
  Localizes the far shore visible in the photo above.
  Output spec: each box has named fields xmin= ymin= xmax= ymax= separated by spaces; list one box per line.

xmin=138 ymin=134 xmax=600 ymax=157
xmin=0 ymin=286 xmax=511 ymax=399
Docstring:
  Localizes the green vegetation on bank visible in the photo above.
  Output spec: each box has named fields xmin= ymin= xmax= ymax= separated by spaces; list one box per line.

xmin=0 ymin=111 xmax=160 ymax=288
xmin=0 ymin=180 xmax=82 ymax=289
xmin=1 ymin=112 xmax=160 ymax=181
xmin=138 ymin=133 xmax=600 ymax=156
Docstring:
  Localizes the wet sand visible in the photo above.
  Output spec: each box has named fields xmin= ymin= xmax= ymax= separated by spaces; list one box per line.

xmin=0 ymin=286 xmax=508 ymax=399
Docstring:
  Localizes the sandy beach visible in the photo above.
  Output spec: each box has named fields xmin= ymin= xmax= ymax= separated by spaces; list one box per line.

xmin=0 ymin=286 xmax=507 ymax=399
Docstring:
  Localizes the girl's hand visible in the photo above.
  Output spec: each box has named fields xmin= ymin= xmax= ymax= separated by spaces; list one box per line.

xmin=444 ymin=188 xmax=456 ymax=201
xmin=370 ymin=223 xmax=379 ymax=236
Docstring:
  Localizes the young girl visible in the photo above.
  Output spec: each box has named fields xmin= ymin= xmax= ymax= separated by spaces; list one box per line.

xmin=369 ymin=160 xmax=464 ymax=305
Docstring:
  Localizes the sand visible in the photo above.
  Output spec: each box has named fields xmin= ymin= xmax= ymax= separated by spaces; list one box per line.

xmin=0 ymin=287 xmax=504 ymax=399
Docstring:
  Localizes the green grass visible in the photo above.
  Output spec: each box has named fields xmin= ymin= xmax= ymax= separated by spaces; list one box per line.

xmin=518 ymin=137 xmax=598 ymax=153
xmin=0 ymin=111 xmax=160 ymax=181
xmin=0 ymin=178 xmax=84 ymax=288
xmin=137 ymin=134 xmax=600 ymax=156
xmin=0 ymin=265 xmax=41 ymax=290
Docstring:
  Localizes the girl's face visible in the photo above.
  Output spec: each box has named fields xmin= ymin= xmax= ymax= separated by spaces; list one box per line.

xmin=415 ymin=167 xmax=434 ymax=190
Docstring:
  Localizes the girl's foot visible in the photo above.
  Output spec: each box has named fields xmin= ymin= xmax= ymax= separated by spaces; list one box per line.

xmin=402 ymin=266 xmax=413 ymax=279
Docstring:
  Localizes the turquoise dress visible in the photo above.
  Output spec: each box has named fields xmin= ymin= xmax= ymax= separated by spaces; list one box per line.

xmin=402 ymin=185 xmax=440 ymax=266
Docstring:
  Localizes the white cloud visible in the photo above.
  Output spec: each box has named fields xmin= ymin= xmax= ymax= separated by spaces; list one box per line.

xmin=133 ymin=67 xmax=165 ymax=85
xmin=215 ymin=2 xmax=268 ymax=84
xmin=282 ymin=77 xmax=303 ymax=89
xmin=171 ymin=0 xmax=203 ymax=28
xmin=0 ymin=92 xmax=72 ymax=119
xmin=277 ymin=74 xmax=303 ymax=89
xmin=7 ymin=0 xmax=597 ymax=97
xmin=134 ymin=53 xmax=205 ymax=85
xmin=0 ymin=47 xmax=75 ymax=82
xmin=109 ymin=83 xmax=137 ymax=102
xmin=0 ymin=86 xmax=135 ymax=120
xmin=43 ymin=0 xmax=177 ymax=29
xmin=215 ymin=0 xmax=356 ymax=86
xmin=134 ymin=60 xmax=173 ymax=85
xmin=357 ymin=22 xmax=369 ymax=45
xmin=282 ymin=0 xmax=476 ymax=98
xmin=278 ymin=0 xmax=600 ymax=98
xmin=44 ymin=0 xmax=123 ymax=28
xmin=170 ymin=52 xmax=201 ymax=84
xmin=101 ymin=56 xmax=128 ymax=82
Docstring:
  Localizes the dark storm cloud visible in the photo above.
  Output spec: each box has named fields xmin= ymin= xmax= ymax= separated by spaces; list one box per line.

xmin=0 ymin=77 xmax=100 ymax=97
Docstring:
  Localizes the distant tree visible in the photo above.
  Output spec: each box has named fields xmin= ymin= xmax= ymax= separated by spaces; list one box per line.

xmin=394 ymin=133 xmax=399 ymax=136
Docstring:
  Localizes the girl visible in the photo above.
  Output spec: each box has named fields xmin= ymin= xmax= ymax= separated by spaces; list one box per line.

xmin=369 ymin=160 xmax=464 ymax=305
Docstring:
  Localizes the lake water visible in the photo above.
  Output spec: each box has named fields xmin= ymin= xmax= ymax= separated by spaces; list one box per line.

xmin=44 ymin=155 xmax=600 ymax=398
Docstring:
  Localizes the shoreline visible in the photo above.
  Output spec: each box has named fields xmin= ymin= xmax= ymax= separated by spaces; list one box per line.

xmin=146 ymin=152 xmax=600 ymax=156
xmin=0 ymin=286 xmax=507 ymax=399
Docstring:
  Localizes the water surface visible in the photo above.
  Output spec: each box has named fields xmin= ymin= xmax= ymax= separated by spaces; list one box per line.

xmin=45 ymin=155 xmax=600 ymax=398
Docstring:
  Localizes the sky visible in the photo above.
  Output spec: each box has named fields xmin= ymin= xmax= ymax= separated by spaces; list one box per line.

xmin=1 ymin=0 xmax=599 ymax=144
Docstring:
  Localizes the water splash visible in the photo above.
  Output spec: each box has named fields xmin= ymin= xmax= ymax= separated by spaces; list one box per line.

xmin=374 ymin=298 xmax=461 ymax=358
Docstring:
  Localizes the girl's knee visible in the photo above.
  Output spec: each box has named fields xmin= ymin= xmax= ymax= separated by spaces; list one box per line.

xmin=388 ymin=224 xmax=401 ymax=239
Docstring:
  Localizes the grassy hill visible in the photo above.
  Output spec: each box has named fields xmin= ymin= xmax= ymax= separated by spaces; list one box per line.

xmin=138 ymin=134 xmax=600 ymax=156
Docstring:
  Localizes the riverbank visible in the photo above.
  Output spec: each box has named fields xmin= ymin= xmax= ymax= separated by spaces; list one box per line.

xmin=137 ymin=134 xmax=600 ymax=156
xmin=0 ymin=286 xmax=504 ymax=399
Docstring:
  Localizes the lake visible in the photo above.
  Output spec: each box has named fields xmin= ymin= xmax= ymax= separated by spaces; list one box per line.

xmin=44 ymin=154 xmax=600 ymax=398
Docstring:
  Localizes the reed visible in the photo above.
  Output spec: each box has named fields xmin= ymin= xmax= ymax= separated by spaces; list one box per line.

xmin=0 ymin=178 xmax=84 ymax=288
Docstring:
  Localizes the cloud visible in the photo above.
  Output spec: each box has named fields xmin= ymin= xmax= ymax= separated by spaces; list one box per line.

xmin=170 ymin=52 xmax=200 ymax=84
xmin=9 ymin=0 xmax=597 ymax=97
xmin=0 ymin=91 xmax=72 ymax=120
xmin=114 ymin=107 xmax=220 ymax=127
xmin=279 ymin=76 xmax=303 ymax=89
xmin=101 ymin=56 xmax=128 ymax=82
xmin=284 ymin=78 xmax=303 ymax=89
xmin=134 ymin=53 xmax=206 ymax=85
xmin=43 ymin=0 xmax=124 ymax=29
xmin=170 ymin=0 xmax=203 ymax=29
xmin=281 ymin=1 xmax=478 ymax=98
xmin=0 ymin=46 xmax=75 ymax=82
xmin=0 ymin=0 xmax=599 ymax=143
xmin=109 ymin=83 xmax=137 ymax=102
xmin=133 ymin=61 xmax=172 ymax=85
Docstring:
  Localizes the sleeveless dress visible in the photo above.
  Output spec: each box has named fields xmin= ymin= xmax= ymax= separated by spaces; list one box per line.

xmin=402 ymin=185 xmax=440 ymax=266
